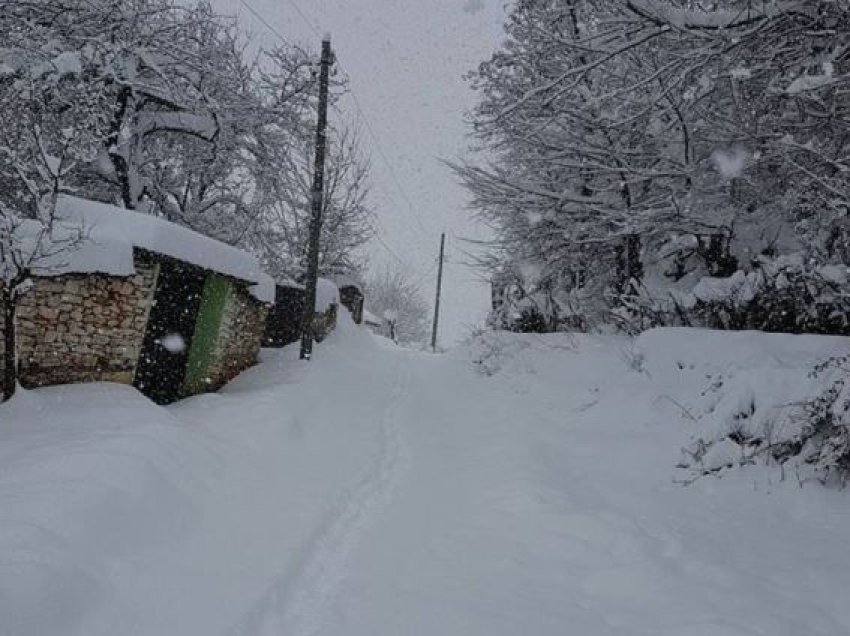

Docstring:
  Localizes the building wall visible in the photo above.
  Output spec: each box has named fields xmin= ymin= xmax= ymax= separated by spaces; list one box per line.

xmin=2 ymin=261 xmax=158 ymax=388
xmin=186 ymin=279 xmax=268 ymax=392
xmin=263 ymin=285 xmax=305 ymax=348
xmin=313 ymin=304 xmax=338 ymax=342
xmin=1 ymin=262 xmax=267 ymax=399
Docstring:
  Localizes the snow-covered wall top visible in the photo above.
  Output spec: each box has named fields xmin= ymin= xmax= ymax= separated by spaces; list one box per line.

xmin=331 ymin=274 xmax=363 ymax=292
xmin=361 ymin=309 xmax=382 ymax=326
xmin=316 ymin=278 xmax=339 ymax=312
xmin=46 ymin=196 xmax=275 ymax=303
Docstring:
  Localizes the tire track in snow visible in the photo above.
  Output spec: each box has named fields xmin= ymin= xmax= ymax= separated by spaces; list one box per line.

xmin=229 ymin=358 xmax=412 ymax=636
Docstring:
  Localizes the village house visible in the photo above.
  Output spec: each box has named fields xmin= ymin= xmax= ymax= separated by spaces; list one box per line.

xmin=0 ymin=196 xmax=274 ymax=404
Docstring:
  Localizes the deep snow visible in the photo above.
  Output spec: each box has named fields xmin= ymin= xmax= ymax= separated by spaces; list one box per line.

xmin=1 ymin=316 xmax=849 ymax=635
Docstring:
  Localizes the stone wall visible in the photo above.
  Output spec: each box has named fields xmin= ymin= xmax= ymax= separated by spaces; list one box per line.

xmin=203 ymin=284 xmax=268 ymax=390
xmin=0 ymin=260 xmax=268 ymax=399
xmin=5 ymin=261 xmax=157 ymax=388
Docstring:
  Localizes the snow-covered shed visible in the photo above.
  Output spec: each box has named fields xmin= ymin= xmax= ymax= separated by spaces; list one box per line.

xmin=1 ymin=196 xmax=274 ymax=404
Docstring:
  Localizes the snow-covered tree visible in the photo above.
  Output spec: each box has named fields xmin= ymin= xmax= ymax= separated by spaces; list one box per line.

xmin=0 ymin=32 xmax=111 ymax=400
xmin=459 ymin=0 xmax=850 ymax=333
xmin=247 ymin=125 xmax=374 ymax=282
xmin=1 ymin=0 xmax=321 ymax=242
xmin=364 ymin=266 xmax=429 ymax=345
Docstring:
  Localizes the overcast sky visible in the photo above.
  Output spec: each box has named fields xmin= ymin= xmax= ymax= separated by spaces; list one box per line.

xmin=213 ymin=0 xmax=507 ymax=345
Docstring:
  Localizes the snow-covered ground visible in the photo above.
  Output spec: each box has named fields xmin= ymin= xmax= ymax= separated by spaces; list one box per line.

xmin=2 ymin=315 xmax=849 ymax=635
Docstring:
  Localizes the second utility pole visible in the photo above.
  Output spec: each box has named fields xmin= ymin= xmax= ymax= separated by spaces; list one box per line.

xmin=300 ymin=35 xmax=333 ymax=361
xmin=430 ymin=233 xmax=445 ymax=352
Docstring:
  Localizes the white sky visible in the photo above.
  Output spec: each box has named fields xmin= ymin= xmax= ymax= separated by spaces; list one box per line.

xmin=213 ymin=0 xmax=507 ymax=345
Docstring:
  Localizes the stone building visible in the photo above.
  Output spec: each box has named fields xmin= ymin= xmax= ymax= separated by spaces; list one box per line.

xmin=0 ymin=196 xmax=274 ymax=404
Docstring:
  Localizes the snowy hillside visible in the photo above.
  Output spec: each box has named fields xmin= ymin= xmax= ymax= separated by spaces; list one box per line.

xmin=2 ymin=317 xmax=849 ymax=635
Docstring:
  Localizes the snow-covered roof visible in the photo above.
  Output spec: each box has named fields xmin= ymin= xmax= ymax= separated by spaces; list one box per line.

xmin=362 ymin=309 xmax=382 ymax=326
xmin=275 ymin=278 xmax=305 ymax=291
xmin=332 ymin=274 xmax=364 ymax=292
xmin=42 ymin=196 xmax=275 ymax=302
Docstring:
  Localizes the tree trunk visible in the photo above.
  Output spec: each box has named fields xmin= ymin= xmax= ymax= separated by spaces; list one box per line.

xmin=614 ymin=234 xmax=643 ymax=294
xmin=1 ymin=284 xmax=16 ymax=402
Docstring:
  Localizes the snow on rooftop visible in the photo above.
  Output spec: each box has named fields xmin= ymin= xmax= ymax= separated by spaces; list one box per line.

xmin=276 ymin=278 xmax=304 ymax=290
xmin=362 ymin=309 xmax=382 ymax=326
xmin=47 ymin=196 xmax=274 ymax=302
xmin=332 ymin=274 xmax=363 ymax=291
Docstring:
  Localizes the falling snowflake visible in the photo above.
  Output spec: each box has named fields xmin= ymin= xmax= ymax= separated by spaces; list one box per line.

xmin=159 ymin=333 xmax=186 ymax=353
xmin=463 ymin=0 xmax=485 ymax=14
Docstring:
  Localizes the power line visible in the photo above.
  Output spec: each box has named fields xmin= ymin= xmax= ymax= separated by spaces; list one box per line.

xmin=239 ymin=0 xmax=431 ymax=273
xmin=282 ymin=0 xmax=322 ymax=38
xmin=238 ymin=0 xmax=289 ymax=43
xmin=240 ymin=0 xmax=431 ymax=240
xmin=337 ymin=87 xmax=430 ymax=237
xmin=238 ymin=0 xmax=320 ymax=41
xmin=370 ymin=223 xmax=409 ymax=268
xmin=409 ymin=257 xmax=440 ymax=290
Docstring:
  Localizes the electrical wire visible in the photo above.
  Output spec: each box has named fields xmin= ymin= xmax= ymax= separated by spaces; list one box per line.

xmin=238 ymin=0 xmax=435 ymax=267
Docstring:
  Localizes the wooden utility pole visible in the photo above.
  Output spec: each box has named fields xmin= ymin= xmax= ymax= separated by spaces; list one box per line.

xmin=300 ymin=35 xmax=333 ymax=361
xmin=430 ymin=233 xmax=445 ymax=352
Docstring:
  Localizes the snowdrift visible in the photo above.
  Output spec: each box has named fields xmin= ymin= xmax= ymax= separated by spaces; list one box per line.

xmin=2 ymin=322 xmax=849 ymax=636
xmin=0 ymin=314 xmax=390 ymax=636
xmin=635 ymin=328 xmax=850 ymax=484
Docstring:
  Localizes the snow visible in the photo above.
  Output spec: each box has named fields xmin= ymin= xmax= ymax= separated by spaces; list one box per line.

xmin=136 ymin=112 xmax=218 ymax=139
xmin=362 ymin=308 xmax=382 ymax=326
xmin=462 ymin=0 xmax=485 ymax=14
xmin=627 ymin=0 xmax=812 ymax=29
xmin=44 ymin=196 xmax=275 ymax=302
xmin=315 ymin=277 xmax=339 ymax=312
xmin=692 ymin=270 xmax=755 ymax=303
xmin=331 ymin=274 xmax=363 ymax=292
xmin=159 ymin=333 xmax=186 ymax=353
xmin=2 ymin=323 xmax=850 ymax=635
xmin=711 ymin=148 xmax=749 ymax=179
xmin=787 ymin=62 xmax=837 ymax=95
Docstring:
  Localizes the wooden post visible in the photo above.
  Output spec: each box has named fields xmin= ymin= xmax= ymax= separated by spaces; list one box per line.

xmin=430 ymin=233 xmax=445 ymax=352
xmin=300 ymin=35 xmax=333 ymax=361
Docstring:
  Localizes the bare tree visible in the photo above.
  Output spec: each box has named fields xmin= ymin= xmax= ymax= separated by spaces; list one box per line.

xmin=247 ymin=125 xmax=375 ymax=282
xmin=364 ymin=266 xmax=429 ymax=345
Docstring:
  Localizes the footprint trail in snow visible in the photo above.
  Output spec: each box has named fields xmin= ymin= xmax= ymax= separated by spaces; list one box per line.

xmin=230 ymin=359 xmax=412 ymax=636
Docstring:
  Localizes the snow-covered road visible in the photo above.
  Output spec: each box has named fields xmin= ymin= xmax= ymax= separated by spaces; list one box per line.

xmin=2 ymin=317 xmax=850 ymax=635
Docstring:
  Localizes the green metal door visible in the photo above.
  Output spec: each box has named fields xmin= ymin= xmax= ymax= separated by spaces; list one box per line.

xmin=183 ymin=275 xmax=232 ymax=395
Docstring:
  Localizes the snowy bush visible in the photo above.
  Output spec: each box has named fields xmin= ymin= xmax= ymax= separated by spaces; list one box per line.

xmin=467 ymin=329 xmax=533 ymax=376
xmin=620 ymin=255 xmax=850 ymax=336
xmin=466 ymin=327 xmax=575 ymax=377
xmin=459 ymin=0 xmax=850 ymax=339
xmin=679 ymin=354 xmax=850 ymax=488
